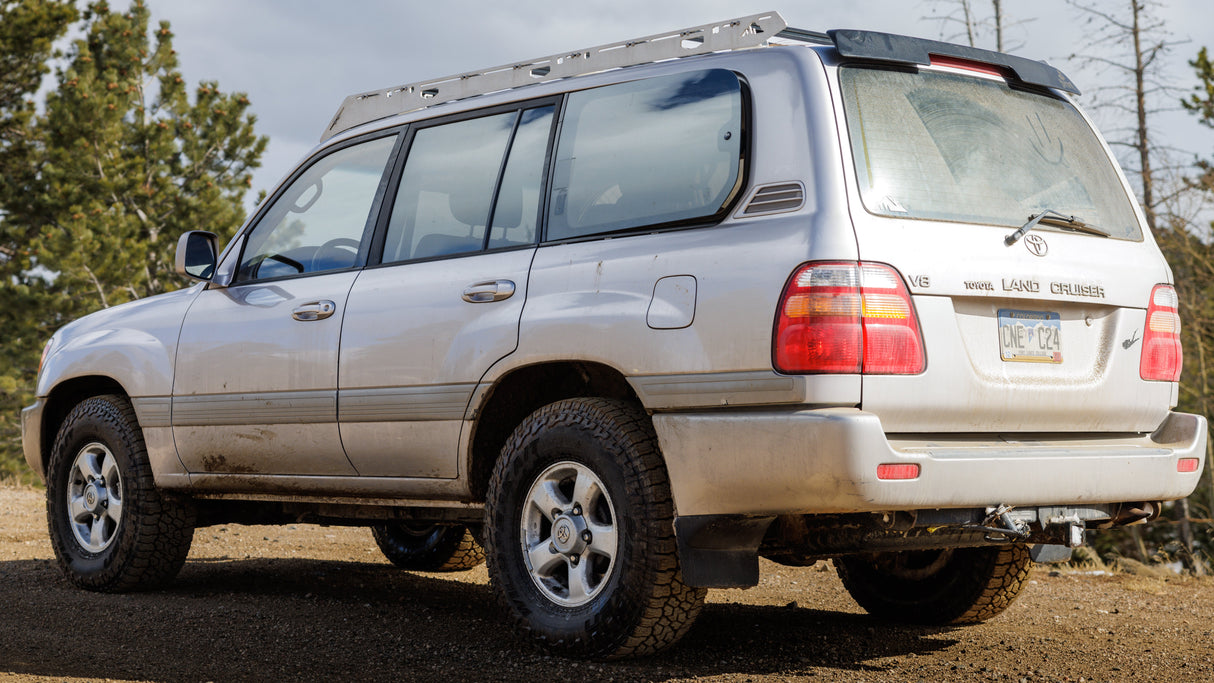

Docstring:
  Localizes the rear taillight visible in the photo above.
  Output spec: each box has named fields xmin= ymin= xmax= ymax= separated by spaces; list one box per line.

xmin=1140 ymin=284 xmax=1182 ymax=382
xmin=774 ymin=261 xmax=925 ymax=374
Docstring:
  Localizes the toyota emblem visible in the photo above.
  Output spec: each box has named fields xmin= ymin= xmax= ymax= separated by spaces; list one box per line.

xmin=1024 ymin=233 xmax=1048 ymax=256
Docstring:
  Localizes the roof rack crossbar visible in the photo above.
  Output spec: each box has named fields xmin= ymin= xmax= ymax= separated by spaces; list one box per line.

xmin=321 ymin=11 xmax=788 ymax=142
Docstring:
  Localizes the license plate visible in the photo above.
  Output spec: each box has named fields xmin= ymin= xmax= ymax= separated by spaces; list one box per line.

xmin=998 ymin=309 xmax=1062 ymax=363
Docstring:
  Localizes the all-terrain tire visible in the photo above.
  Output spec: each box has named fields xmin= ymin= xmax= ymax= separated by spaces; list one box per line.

xmin=834 ymin=544 xmax=1032 ymax=625
xmin=45 ymin=394 xmax=195 ymax=592
xmin=484 ymin=398 xmax=706 ymax=659
xmin=371 ymin=523 xmax=485 ymax=571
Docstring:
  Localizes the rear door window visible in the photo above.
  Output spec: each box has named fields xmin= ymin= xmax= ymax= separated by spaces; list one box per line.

xmin=382 ymin=105 xmax=556 ymax=263
xmin=546 ymin=69 xmax=745 ymax=241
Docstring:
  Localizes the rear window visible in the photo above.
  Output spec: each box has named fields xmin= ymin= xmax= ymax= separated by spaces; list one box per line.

xmin=839 ymin=66 xmax=1142 ymax=241
xmin=546 ymin=69 xmax=744 ymax=241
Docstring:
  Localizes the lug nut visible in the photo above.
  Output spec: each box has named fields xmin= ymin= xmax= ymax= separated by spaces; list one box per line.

xmin=570 ymin=554 xmax=579 ymax=565
xmin=581 ymin=530 xmax=592 ymax=543
xmin=572 ymin=504 xmax=582 ymax=516
xmin=549 ymin=543 xmax=557 ymax=554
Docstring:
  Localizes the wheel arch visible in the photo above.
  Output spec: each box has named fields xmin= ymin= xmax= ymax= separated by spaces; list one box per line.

xmin=37 ymin=376 xmax=130 ymax=478
xmin=467 ymin=361 xmax=640 ymax=501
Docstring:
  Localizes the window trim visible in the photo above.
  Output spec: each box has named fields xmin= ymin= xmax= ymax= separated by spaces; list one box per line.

xmin=229 ymin=128 xmax=406 ymax=286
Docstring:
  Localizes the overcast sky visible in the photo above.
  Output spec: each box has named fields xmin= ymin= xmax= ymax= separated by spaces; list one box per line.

xmin=121 ymin=1 xmax=1214 ymax=213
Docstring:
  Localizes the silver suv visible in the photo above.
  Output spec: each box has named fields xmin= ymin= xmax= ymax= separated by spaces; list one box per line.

xmin=23 ymin=12 xmax=1207 ymax=658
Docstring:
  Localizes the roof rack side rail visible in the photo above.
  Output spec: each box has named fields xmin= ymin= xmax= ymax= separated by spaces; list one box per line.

xmin=321 ymin=11 xmax=789 ymax=142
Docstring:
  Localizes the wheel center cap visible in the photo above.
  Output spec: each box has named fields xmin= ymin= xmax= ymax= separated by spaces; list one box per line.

xmin=551 ymin=515 xmax=586 ymax=555
xmin=83 ymin=483 xmax=105 ymax=514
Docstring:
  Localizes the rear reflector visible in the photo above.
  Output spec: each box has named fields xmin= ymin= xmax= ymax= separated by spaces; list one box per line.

xmin=877 ymin=463 xmax=920 ymax=480
xmin=774 ymin=261 xmax=926 ymax=374
xmin=1140 ymin=284 xmax=1182 ymax=382
xmin=1178 ymin=458 xmax=1200 ymax=473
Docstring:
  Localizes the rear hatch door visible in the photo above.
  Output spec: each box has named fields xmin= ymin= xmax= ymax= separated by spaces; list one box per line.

xmin=835 ymin=62 xmax=1174 ymax=433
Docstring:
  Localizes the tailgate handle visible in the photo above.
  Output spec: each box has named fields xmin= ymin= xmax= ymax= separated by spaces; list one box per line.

xmin=292 ymin=300 xmax=336 ymax=321
xmin=462 ymin=280 xmax=516 ymax=303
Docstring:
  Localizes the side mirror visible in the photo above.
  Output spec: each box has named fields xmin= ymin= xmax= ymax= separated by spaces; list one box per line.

xmin=175 ymin=231 xmax=218 ymax=282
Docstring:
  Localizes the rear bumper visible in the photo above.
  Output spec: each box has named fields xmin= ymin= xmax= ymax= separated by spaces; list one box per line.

xmin=653 ymin=408 xmax=1206 ymax=517
xmin=21 ymin=399 xmax=46 ymax=482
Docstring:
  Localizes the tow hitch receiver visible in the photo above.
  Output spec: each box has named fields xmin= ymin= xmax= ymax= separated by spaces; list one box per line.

xmin=1030 ymin=513 xmax=1086 ymax=564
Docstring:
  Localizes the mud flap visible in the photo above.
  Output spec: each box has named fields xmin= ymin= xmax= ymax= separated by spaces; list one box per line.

xmin=674 ymin=515 xmax=775 ymax=588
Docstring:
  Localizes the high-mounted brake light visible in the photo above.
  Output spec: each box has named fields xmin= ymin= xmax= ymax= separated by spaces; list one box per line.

xmin=1140 ymin=284 xmax=1182 ymax=382
xmin=774 ymin=261 xmax=925 ymax=374
xmin=929 ymin=54 xmax=1010 ymax=79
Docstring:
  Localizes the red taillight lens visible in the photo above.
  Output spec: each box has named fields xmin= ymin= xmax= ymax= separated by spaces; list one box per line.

xmin=775 ymin=262 xmax=925 ymax=374
xmin=876 ymin=463 xmax=920 ymax=480
xmin=1140 ymin=284 xmax=1182 ymax=382
xmin=1177 ymin=458 xmax=1200 ymax=473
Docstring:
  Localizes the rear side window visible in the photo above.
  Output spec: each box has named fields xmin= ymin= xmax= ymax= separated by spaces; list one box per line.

xmin=384 ymin=113 xmax=516 ymax=263
xmin=383 ymin=105 xmax=556 ymax=262
xmin=547 ymin=69 xmax=744 ymax=241
xmin=840 ymin=66 xmax=1142 ymax=240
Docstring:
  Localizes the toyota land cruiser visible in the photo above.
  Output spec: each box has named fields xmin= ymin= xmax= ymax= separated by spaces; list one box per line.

xmin=23 ymin=11 xmax=1206 ymax=658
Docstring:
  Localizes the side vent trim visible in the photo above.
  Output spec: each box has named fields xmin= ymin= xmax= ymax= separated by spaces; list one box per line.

xmin=738 ymin=182 xmax=805 ymax=217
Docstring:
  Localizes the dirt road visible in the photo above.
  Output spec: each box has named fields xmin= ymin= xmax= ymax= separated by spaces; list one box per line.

xmin=1 ymin=485 xmax=1211 ymax=682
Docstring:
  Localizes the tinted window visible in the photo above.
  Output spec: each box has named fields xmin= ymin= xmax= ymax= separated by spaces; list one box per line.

xmin=384 ymin=113 xmax=515 ymax=263
xmin=489 ymin=106 xmax=555 ymax=249
xmin=238 ymin=136 xmax=396 ymax=281
xmin=840 ymin=66 xmax=1141 ymax=240
xmin=547 ymin=69 xmax=743 ymax=241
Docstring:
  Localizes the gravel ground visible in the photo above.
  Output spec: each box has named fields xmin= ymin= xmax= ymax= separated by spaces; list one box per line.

xmin=2 ymin=484 xmax=1212 ymax=682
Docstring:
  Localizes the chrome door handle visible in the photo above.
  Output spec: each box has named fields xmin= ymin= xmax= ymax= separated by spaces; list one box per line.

xmin=461 ymin=280 xmax=516 ymax=303
xmin=292 ymin=300 xmax=336 ymax=321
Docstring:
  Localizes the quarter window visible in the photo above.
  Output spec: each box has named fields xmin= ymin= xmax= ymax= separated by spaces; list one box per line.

xmin=237 ymin=136 xmax=396 ymax=281
xmin=546 ymin=69 xmax=744 ymax=241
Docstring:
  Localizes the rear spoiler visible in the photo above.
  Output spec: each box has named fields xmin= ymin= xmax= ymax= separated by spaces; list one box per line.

xmin=777 ymin=27 xmax=1079 ymax=95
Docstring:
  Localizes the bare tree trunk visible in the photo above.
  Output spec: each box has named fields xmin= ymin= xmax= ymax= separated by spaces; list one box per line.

xmin=1131 ymin=0 xmax=1157 ymax=232
xmin=992 ymin=0 xmax=1004 ymax=52
xmin=962 ymin=0 xmax=976 ymax=46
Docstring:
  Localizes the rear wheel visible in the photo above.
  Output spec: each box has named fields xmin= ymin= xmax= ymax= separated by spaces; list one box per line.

xmin=371 ymin=523 xmax=484 ymax=571
xmin=834 ymin=545 xmax=1031 ymax=624
xmin=45 ymin=395 xmax=195 ymax=592
xmin=485 ymin=398 xmax=705 ymax=659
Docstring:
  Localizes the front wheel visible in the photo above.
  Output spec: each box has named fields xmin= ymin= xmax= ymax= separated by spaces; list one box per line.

xmin=484 ymin=398 xmax=705 ymax=659
xmin=45 ymin=395 xmax=195 ymax=592
xmin=834 ymin=544 xmax=1032 ymax=625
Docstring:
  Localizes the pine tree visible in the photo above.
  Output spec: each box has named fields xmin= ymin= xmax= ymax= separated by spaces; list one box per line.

xmin=0 ymin=0 xmax=77 ymax=479
xmin=0 ymin=0 xmax=267 ymax=480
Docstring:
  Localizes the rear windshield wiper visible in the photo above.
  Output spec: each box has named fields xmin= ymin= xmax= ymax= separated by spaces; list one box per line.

xmin=1004 ymin=210 xmax=1110 ymax=246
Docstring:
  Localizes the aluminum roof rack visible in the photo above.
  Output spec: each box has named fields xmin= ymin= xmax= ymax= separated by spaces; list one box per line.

xmin=321 ymin=11 xmax=788 ymax=142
